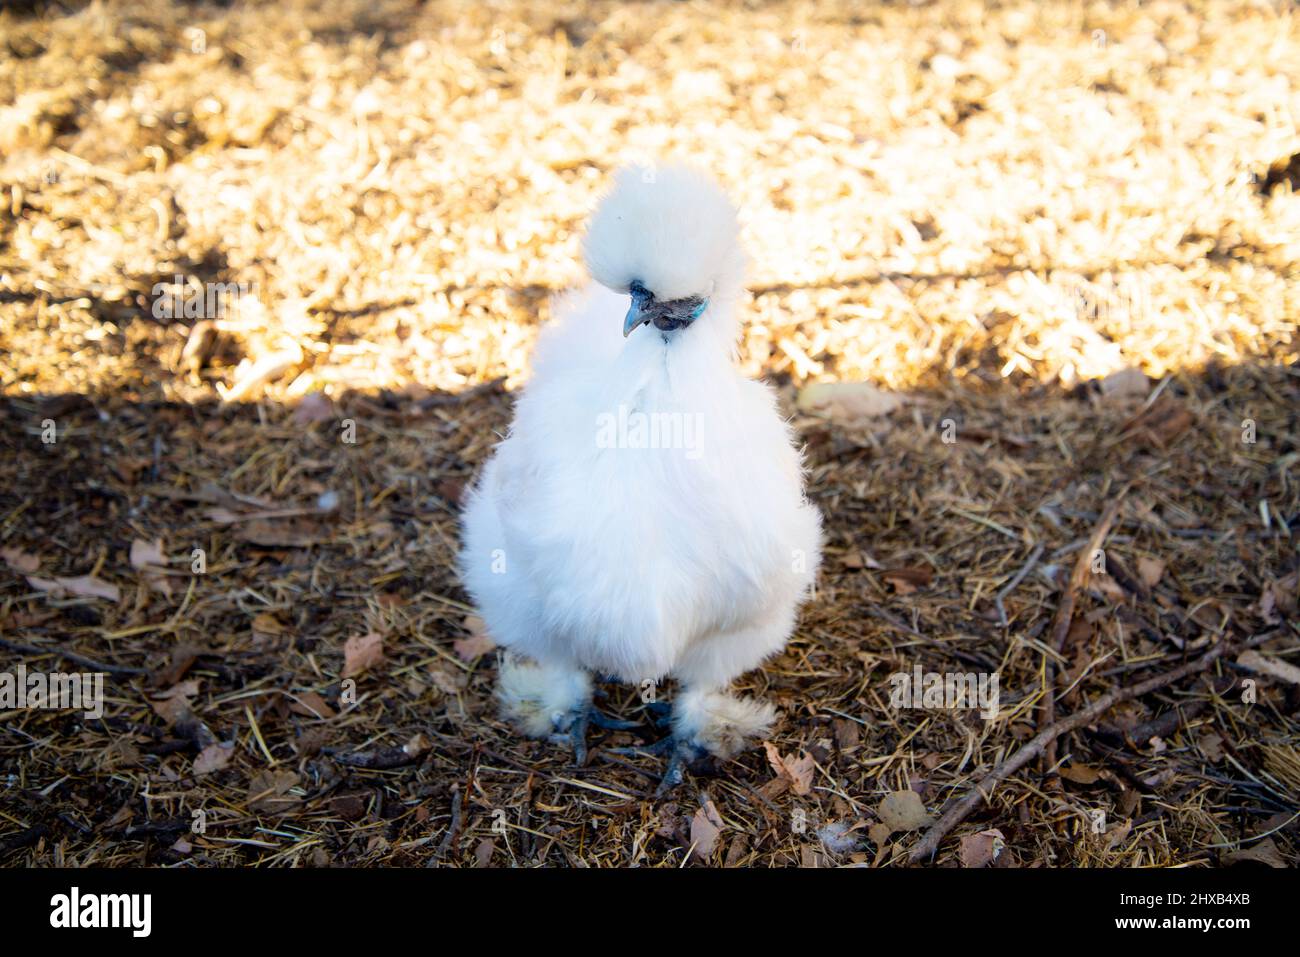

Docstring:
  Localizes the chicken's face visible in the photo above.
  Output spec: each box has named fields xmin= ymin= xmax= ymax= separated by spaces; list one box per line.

xmin=583 ymin=164 xmax=745 ymax=341
xmin=622 ymin=279 xmax=708 ymax=338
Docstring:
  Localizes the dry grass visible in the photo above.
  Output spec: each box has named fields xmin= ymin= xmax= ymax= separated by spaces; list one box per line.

xmin=1 ymin=0 xmax=1298 ymax=867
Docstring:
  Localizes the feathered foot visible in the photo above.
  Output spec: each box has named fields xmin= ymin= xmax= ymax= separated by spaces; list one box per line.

xmin=613 ymin=689 xmax=776 ymax=794
xmin=496 ymin=656 xmax=639 ymax=765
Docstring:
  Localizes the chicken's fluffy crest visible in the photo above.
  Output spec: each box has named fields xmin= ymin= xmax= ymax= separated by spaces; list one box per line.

xmin=583 ymin=163 xmax=746 ymax=303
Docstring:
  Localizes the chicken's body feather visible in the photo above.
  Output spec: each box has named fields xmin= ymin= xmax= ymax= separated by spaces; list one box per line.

xmin=459 ymin=165 xmax=821 ymax=773
xmin=463 ymin=285 xmax=819 ymax=684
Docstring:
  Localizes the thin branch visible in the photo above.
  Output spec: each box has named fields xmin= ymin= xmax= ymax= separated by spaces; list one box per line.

xmin=1039 ymin=496 xmax=1124 ymax=776
xmin=0 ymin=636 xmax=149 ymax=677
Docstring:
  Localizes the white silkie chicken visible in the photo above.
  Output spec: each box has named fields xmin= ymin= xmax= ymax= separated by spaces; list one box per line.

xmin=460 ymin=164 xmax=822 ymax=791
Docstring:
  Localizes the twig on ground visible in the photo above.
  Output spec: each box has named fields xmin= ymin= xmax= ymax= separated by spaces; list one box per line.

xmin=0 ymin=636 xmax=149 ymax=677
xmin=432 ymin=785 xmax=463 ymax=864
xmin=995 ymin=542 xmax=1044 ymax=626
xmin=1039 ymin=497 xmax=1125 ymax=777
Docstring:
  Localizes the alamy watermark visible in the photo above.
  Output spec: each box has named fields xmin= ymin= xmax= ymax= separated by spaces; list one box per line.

xmin=595 ymin=404 xmax=705 ymax=459
xmin=889 ymin=665 xmax=999 ymax=720
xmin=0 ymin=664 xmax=105 ymax=719
xmin=151 ymin=276 xmax=256 ymax=320
xmin=49 ymin=887 xmax=151 ymax=937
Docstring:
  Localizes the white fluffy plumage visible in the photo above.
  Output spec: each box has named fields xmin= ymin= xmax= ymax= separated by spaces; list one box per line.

xmin=460 ymin=164 xmax=822 ymax=771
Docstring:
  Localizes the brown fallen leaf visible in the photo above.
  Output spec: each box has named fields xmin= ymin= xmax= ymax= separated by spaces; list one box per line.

xmin=1088 ymin=572 xmax=1128 ymax=604
xmin=1136 ymin=556 xmax=1165 ymax=589
xmin=292 ymin=391 xmax=335 ymax=426
xmin=763 ymin=741 xmax=815 ymax=795
xmin=1060 ymin=763 xmax=1104 ymax=785
xmin=796 ymin=381 xmax=905 ymax=421
xmin=832 ymin=717 xmax=861 ymax=750
xmin=959 ymin=828 xmax=1006 ymax=868
xmin=1104 ymin=819 xmax=1133 ymax=851
xmin=250 ymin=617 xmax=288 ymax=644
xmin=27 ymin=574 xmax=121 ymax=602
xmin=129 ymin=538 xmax=173 ymax=596
xmin=1 ymin=547 xmax=40 ymax=574
xmin=147 ymin=679 xmax=201 ymax=724
xmin=331 ymin=793 xmax=369 ymax=821
xmin=193 ymin=742 xmax=234 ymax=776
xmin=1100 ymin=367 xmax=1149 ymax=400
xmin=289 ymin=691 xmax=336 ymax=719
xmin=427 ymin=662 xmax=468 ymax=695
xmin=724 ymin=834 xmax=749 ymax=868
xmin=152 ymin=644 xmax=200 ymax=688
xmin=1197 ymin=731 xmax=1224 ymax=762
xmin=689 ymin=799 xmax=725 ymax=862
xmin=247 ymin=769 xmax=301 ymax=814
xmin=1267 ymin=573 xmax=1298 ymax=617
xmin=129 ymin=538 xmax=166 ymax=569
xmin=453 ymin=615 xmax=496 ymax=660
xmin=343 ymin=631 xmax=384 ymax=678
xmin=877 ymin=790 xmax=932 ymax=833
xmin=882 ymin=566 xmax=933 ymax=595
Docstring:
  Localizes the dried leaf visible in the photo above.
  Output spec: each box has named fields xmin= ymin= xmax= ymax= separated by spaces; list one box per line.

xmin=1136 ymin=556 xmax=1165 ymax=588
xmin=1104 ymin=819 xmax=1133 ymax=851
xmin=129 ymin=538 xmax=166 ymax=569
xmin=289 ymin=691 xmax=336 ymax=719
xmin=689 ymin=800 xmax=724 ymax=861
xmin=1060 ymin=763 xmax=1103 ymax=785
xmin=1100 ymin=367 xmax=1149 ymax=399
xmin=763 ymin=741 xmax=815 ymax=795
xmin=1 ymin=547 xmax=40 ymax=574
xmin=453 ymin=615 xmax=495 ymax=660
xmin=342 ymin=631 xmax=384 ymax=678
xmin=832 ymin=717 xmax=861 ymax=750
xmin=867 ymin=822 xmax=894 ymax=846
xmin=877 ymin=790 xmax=932 ymax=833
xmin=796 ymin=381 xmax=904 ymax=421
xmin=882 ymin=566 xmax=932 ymax=595
xmin=292 ymin=391 xmax=335 ymax=426
xmin=959 ymin=828 xmax=1005 ymax=868
xmin=193 ymin=742 xmax=234 ymax=776
xmin=27 ymin=574 xmax=121 ymax=602
xmin=247 ymin=769 xmax=301 ymax=814
xmin=1197 ymin=731 xmax=1224 ymax=762
xmin=724 ymin=834 xmax=749 ymax=867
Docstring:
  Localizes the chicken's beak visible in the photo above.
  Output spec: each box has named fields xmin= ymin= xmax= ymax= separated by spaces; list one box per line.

xmin=623 ymin=298 xmax=651 ymax=338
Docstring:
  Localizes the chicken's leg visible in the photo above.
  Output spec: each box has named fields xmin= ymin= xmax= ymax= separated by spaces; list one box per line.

xmin=496 ymin=656 xmax=639 ymax=765
xmin=615 ymin=686 xmax=776 ymax=794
